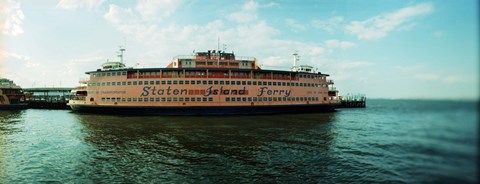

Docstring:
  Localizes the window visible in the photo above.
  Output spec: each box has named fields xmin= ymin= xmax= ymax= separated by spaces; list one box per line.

xmin=253 ymin=81 xmax=257 ymax=85
xmin=173 ymin=81 xmax=178 ymax=85
xmin=127 ymin=98 xmax=131 ymax=102
xmin=179 ymin=81 xmax=184 ymax=85
xmin=138 ymin=98 xmax=143 ymax=102
xmin=162 ymin=81 xmax=166 ymax=85
xmin=156 ymin=81 xmax=160 ymax=85
xmin=122 ymin=82 xmax=126 ymax=85
xmin=138 ymin=81 xmax=143 ymax=85
xmin=185 ymin=80 xmax=190 ymax=85
xmin=167 ymin=81 xmax=172 ymax=85
xmin=150 ymin=98 xmax=154 ymax=102
xmin=226 ymin=97 xmax=230 ymax=102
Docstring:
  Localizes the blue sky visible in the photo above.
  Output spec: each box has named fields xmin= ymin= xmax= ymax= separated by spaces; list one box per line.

xmin=1 ymin=0 xmax=478 ymax=100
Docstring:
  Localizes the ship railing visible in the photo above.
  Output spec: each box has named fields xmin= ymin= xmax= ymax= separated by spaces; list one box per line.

xmin=327 ymin=80 xmax=334 ymax=84
xmin=329 ymin=87 xmax=337 ymax=91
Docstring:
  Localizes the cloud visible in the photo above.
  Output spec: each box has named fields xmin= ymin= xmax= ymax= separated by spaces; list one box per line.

xmin=100 ymin=0 xmax=336 ymax=73
xmin=285 ymin=18 xmax=307 ymax=32
xmin=0 ymin=50 xmax=30 ymax=61
xmin=135 ymin=0 xmax=181 ymax=21
xmin=0 ymin=0 xmax=24 ymax=36
xmin=312 ymin=16 xmax=344 ymax=34
xmin=227 ymin=1 xmax=259 ymax=24
xmin=318 ymin=59 xmax=374 ymax=81
xmin=443 ymin=75 xmax=466 ymax=84
xmin=414 ymin=73 xmax=438 ymax=81
xmin=56 ymin=0 xmax=106 ymax=10
xmin=325 ymin=39 xmax=355 ymax=50
xmin=345 ymin=2 xmax=433 ymax=40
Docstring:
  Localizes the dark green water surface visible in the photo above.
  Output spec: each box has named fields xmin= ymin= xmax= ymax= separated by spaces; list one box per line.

xmin=0 ymin=99 xmax=477 ymax=183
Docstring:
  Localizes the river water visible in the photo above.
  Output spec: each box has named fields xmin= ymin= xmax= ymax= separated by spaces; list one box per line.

xmin=0 ymin=99 xmax=477 ymax=183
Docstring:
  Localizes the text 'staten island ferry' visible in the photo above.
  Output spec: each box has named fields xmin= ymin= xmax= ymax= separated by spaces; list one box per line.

xmin=68 ymin=47 xmax=340 ymax=115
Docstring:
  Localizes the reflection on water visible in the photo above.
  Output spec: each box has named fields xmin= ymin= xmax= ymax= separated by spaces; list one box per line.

xmin=73 ymin=113 xmax=337 ymax=183
xmin=0 ymin=100 xmax=477 ymax=183
xmin=0 ymin=111 xmax=24 ymax=182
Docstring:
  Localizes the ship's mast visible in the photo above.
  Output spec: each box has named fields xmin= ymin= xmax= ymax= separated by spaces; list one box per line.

xmin=293 ymin=51 xmax=300 ymax=67
xmin=117 ymin=46 xmax=126 ymax=63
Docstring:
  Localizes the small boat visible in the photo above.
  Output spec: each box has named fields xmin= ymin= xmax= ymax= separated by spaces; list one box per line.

xmin=0 ymin=78 xmax=28 ymax=110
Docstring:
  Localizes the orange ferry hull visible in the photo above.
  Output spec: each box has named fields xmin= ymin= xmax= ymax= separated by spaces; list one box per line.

xmin=69 ymin=103 xmax=339 ymax=116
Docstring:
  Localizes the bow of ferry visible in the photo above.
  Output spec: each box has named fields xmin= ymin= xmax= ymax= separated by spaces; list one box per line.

xmin=68 ymin=48 xmax=340 ymax=115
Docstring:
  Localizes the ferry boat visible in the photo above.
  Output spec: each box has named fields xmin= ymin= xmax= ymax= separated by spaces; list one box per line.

xmin=68 ymin=47 xmax=340 ymax=115
xmin=0 ymin=78 xmax=28 ymax=110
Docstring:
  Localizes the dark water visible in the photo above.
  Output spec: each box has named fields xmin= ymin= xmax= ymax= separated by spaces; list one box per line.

xmin=0 ymin=99 xmax=477 ymax=183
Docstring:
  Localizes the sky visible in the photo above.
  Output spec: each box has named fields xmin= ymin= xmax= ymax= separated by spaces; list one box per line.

xmin=0 ymin=0 xmax=478 ymax=100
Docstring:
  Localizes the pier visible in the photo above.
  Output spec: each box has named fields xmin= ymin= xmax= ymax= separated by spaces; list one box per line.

xmin=23 ymin=88 xmax=73 ymax=109
xmin=339 ymin=95 xmax=366 ymax=108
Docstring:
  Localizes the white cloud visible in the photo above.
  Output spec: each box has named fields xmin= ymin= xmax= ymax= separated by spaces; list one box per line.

xmin=227 ymin=1 xmax=259 ymax=24
xmin=56 ymin=0 xmax=106 ymax=10
xmin=0 ymin=0 xmax=24 ymax=36
xmin=100 ymin=0 xmax=334 ymax=72
xmin=396 ymin=64 xmax=426 ymax=73
xmin=433 ymin=30 xmax=444 ymax=38
xmin=285 ymin=18 xmax=306 ymax=32
xmin=0 ymin=50 xmax=30 ymax=61
xmin=135 ymin=0 xmax=181 ymax=21
xmin=346 ymin=2 xmax=433 ymax=40
xmin=443 ymin=75 xmax=466 ymax=84
xmin=415 ymin=73 xmax=439 ymax=81
xmin=325 ymin=39 xmax=355 ymax=49
xmin=312 ymin=16 xmax=344 ymax=34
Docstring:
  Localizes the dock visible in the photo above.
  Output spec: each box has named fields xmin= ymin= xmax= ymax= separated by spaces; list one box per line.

xmin=23 ymin=87 xmax=73 ymax=109
xmin=339 ymin=95 xmax=366 ymax=108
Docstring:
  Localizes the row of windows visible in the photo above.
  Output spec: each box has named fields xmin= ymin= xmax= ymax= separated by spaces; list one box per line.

xmin=102 ymin=97 xmax=214 ymax=102
xmin=92 ymin=71 xmax=127 ymax=77
xmin=92 ymin=71 xmax=326 ymax=79
xmin=100 ymin=96 xmax=323 ymax=103
xmin=225 ymin=96 xmax=321 ymax=102
xmin=89 ymin=80 xmax=329 ymax=88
